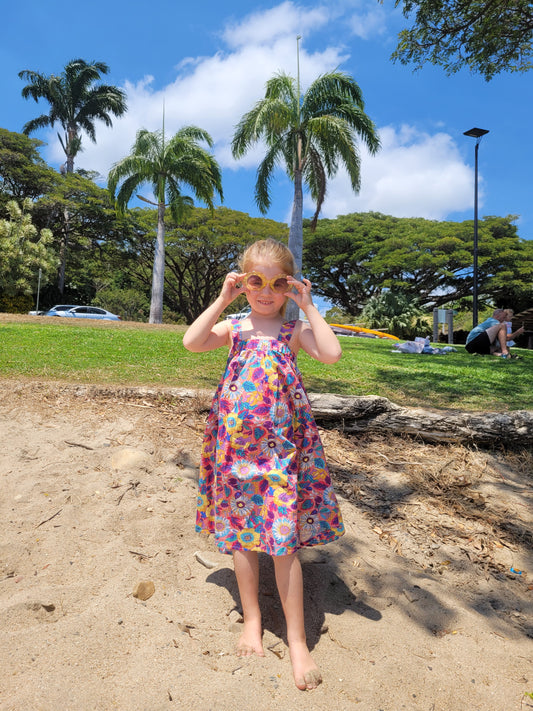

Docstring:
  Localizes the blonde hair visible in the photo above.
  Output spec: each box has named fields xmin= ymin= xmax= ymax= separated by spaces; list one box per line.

xmin=239 ymin=238 xmax=295 ymax=275
xmin=239 ymin=239 xmax=295 ymax=317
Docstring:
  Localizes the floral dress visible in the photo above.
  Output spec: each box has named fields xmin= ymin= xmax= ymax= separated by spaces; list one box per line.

xmin=196 ymin=319 xmax=344 ymax=556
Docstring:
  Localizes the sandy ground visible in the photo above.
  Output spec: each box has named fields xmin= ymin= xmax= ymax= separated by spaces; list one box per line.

xmin=0 ymin=380 xmax=532 ymax=711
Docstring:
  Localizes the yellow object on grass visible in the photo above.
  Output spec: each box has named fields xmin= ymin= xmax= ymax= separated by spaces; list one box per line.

xmin=329 ymin=323 xmax=400 ymax=341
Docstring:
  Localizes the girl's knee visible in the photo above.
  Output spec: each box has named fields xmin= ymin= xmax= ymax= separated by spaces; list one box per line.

xmin=272 ymin=551 xmax=298 ymax=565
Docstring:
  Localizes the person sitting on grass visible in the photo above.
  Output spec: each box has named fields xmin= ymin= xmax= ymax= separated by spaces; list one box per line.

xmin=465 ymin=308 xmax=510 ymax=358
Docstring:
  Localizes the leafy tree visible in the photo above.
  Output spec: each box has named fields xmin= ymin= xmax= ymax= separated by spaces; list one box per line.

xmin=0 ymin=199 xmax=56 ymax=299
xmin=121 ymin=206 xmax=287 ymax=323
xmin=324 ymin=305 xmax=352 ymax=324
xmin=163 ymin=207 xmax=288 ymax=322
xmin=32 ymin=172 xmax=134 ymax=306
xmin=108 ymin=126 xmax=223 ymax=324
xmin=19 ymin=59 xmax=127 ymax=173
xmin=303 ymin=212 xmax=533 ymax=315
xmin=390 ymin=0 xmax=533 ymax=80
xmin=93 ymin=287 xmax=150 ymax=322
xmin=475 ymin=216 xmax=533 ymax=309
xmin=231 ymin=70 xmax=380 ymax=317
xmin=0 ymin=129 xmax=57 ymax=209
xmin=303 ymin=213 xmax=387 ymax=314
xmin=360 ymin=290 xmax=425 ymax=338
xmin=495 ymin=280 xmax=533 ymax=315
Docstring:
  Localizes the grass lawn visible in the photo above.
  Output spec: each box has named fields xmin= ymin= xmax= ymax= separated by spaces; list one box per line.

xmin=1 ymin=314 xmax=532 ymax=411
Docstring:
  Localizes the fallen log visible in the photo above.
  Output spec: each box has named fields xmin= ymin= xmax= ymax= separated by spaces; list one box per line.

xmin=308 ymin=393 xmax=533 ymax=446
xmin=69 ymin=385 xmax=533 ymax=447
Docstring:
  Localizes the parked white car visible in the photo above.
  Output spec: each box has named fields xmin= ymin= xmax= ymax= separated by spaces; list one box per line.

xmin=225 ymin=306 xmax=251 ymax=321
xmin=45 ymin=304 xmax=78 ymax=316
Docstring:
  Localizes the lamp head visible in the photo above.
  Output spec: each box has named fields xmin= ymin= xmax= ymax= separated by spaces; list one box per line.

xmin=464 ymin=127 xmax=489 ymax=138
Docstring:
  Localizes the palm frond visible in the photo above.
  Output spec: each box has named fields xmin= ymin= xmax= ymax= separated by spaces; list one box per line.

xmin=21 ymin=115 xmax=53 ymax=135
xmin=305 ymin=146 xmax=327 ymax=230
xmin=170 ymin=125 xmax=213 ymax=148
xmin=307 ymin=115 xmax=355 ymax=174
xmin=108 ymin=154 xmax=156 ymax=203
xmin=166 ymin=182 xmax=194 ymax=222
xmin=108 ymin=125 xmax=222 ymax=212
xmin=232 ymin=87 xmax=296 ymax=158
xmin=303 ymin=71 xmax=364 ymax=115
xmin=335 ymin=104 xmax=381 ymax=154
xmin=66 ymin=59 xmax=109 ymax=100
xmin=132 ymin=129 xmax=164 ymax=164
xmin=264 ymin=72 xmax=297 ymax=104
xmin=231 ymin=100 xmax=268 ymax=157
xmin=114 ymin=173 xmax=148 ymax=213
xmin=255 ymin=142 xmax=284 ymax=214
xmin=78 ymin=85 xmax=127 ymax=125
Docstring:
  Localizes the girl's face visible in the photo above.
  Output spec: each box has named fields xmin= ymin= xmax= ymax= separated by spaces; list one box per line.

xmin=243 ymin=263 xmax=289 ymax=316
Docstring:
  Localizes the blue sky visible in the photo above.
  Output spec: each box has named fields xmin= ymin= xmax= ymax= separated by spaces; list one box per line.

xmin=1 ymin=0 xmax=532 ymax=242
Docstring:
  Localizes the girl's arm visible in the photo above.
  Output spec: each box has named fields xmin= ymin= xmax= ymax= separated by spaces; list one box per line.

xmin=507 ymin=325 xmax=525 ymax=340
xmin=286 ymin=277 xmax=342 ymax=364
xmin=182 ymin=272 xmax=245 ymax=353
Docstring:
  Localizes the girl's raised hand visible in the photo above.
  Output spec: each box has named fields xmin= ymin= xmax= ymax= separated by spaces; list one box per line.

xmin=285 ymin=276 xmax=314 ymax=311
xmin=220 ymin=271 xmax=247 ymax=305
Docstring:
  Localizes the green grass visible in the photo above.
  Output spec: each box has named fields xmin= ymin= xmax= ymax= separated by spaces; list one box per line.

xmin=1 ymin=315 xmax=532 ymax=411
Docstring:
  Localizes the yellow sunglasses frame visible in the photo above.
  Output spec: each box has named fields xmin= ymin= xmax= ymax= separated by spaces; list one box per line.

xmin=242 ymin=271 xmax=290 ymax=293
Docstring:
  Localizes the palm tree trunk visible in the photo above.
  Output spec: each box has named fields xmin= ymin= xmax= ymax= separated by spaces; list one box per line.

xmin=58 ymin=208 xmax=70 ymax=295
xmin=286 ymin=167 xmax=304 ymax=321
xmin=149 ymin=202 xmax=166 ymax=324
xmin=66 ymin=125 xmax=77 ymax=174
xmin=60 ymin=146 xmax=75 ymax=294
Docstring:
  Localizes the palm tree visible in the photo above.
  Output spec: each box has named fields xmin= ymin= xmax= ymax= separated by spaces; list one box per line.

xmin=232 ymin=70 xmax=380 ymax=317
xmin=19 ymin=59 xmax=127 ymax=173
xmin=19 ymin=59 xmax=127 ymax=295
xmin=108 ymin=126 xmax=223 ymax=324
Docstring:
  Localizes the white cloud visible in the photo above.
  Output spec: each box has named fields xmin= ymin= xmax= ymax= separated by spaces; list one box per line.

xmin=338 ymin=0 xmax=402 ymax=40
xmin=313 ymin=125 xmax=477 ymax=220
xmin=346 ymin=5 xmax=388 ymax=39
xmin=222 ymin=1 xmax=330 ymax=48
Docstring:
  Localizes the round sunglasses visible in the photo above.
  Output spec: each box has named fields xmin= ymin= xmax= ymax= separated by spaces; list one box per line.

xmin=243 ymin=271 xmax=290 ymax=294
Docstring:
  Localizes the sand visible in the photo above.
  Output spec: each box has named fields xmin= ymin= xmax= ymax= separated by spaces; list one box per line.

xmin=0 ymin=380 xmax=532 ymax=711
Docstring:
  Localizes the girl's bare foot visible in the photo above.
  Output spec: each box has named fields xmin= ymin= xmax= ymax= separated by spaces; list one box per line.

xmin=289 ymin=640 xmax=322 ymax=690
xmin=236 ymin=620 xmax=265 ymax=657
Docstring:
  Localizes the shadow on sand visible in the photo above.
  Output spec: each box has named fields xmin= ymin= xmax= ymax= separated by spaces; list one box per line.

xmin=206 ymin=553 xmax=382 ymax=650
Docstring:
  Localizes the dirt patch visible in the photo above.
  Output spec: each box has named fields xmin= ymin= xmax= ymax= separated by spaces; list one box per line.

xmin=0 ymin=380 xmax=532 ymax=711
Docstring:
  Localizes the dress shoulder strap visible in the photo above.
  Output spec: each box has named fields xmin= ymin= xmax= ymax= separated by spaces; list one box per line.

xmin=230 ymin=318 xmax=242 ymax=345
xmin=278 ymin=320 xmax=297 ymax=344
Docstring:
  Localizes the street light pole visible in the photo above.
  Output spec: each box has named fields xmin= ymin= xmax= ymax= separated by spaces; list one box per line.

xmin=35 ymin=268 xmax=42 ymax=315
xmin=463 ymin=127 xmax=489 ymax=328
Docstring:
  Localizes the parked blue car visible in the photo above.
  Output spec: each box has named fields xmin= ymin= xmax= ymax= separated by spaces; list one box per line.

xmin=52 ymin=305 xmax=121 ymax=321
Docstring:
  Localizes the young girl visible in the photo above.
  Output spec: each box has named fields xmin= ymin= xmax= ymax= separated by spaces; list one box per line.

xmin=183 ymin=238 xmax=344 ymax=691
xmin=503 ymin=309 xmax=524 ymax=354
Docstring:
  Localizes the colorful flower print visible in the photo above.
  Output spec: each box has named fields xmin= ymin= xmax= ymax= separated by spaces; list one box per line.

xmin=272 ymin=517 xmax=296 ymax=544
xmin=196 ymin=320 xmax=344 ymax=555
